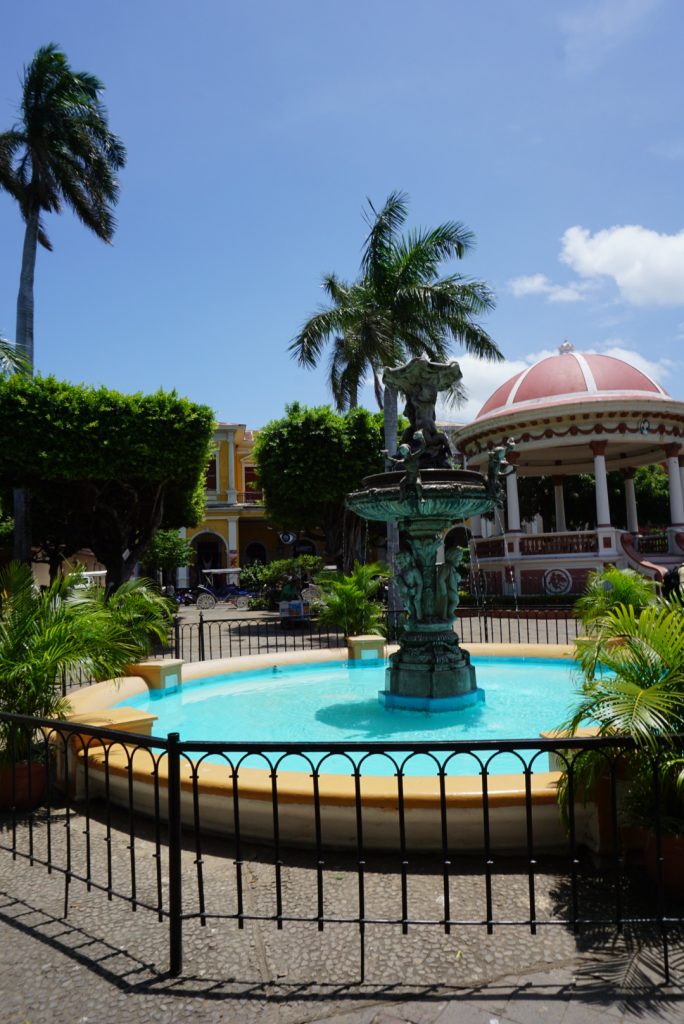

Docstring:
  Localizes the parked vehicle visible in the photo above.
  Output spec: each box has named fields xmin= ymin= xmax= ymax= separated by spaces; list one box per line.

xmin=193 ymin=569 xmax=254 ymax=611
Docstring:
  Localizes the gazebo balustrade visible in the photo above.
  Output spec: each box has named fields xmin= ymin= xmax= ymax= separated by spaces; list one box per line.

xmin=519 ymin=531 xmax=599 ymax=556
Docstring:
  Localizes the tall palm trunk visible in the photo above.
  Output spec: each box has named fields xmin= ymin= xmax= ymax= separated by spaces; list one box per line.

xmin=15 ymin=206 xmax=38 ymax=368
xmin=383 ymin=382 xmax=402 ymax=619
xmin=13 ymin=206 xmax=38 ymax=563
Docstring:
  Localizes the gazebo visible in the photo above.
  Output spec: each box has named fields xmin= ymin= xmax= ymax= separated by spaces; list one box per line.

xmin=455 ymin=343 xmax=684 ymax=597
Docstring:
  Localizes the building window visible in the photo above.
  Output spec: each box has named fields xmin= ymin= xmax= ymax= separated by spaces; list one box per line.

xmin=243 ymin=465 xmax=262 ymax=503
xmin=205 ymin=457 xmax=217 ymax=491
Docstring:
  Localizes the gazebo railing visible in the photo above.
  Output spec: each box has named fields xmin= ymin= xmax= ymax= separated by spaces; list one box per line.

xmin=519 ymin=532 xmax=599 ymax=556
xmin=634 ymin=533 xmax=669 ymax=555
xmin=473 ymin=538 xmax=505 ymax=558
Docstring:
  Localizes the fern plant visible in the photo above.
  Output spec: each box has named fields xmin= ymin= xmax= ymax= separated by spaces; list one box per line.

xmin=574 ymin=567 xmax=656 ymax=633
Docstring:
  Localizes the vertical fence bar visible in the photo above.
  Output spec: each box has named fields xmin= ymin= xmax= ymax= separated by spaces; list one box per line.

xmin=167 ymin=732 xmax=183 ymax=977
xmin=198 ymin=613 xmax=206 ymax=662
xmin=173 ymin=617 xmax=180 ymax=659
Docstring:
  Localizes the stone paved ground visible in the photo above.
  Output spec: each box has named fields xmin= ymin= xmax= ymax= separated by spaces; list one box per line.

xmin=1 ymin=808 xmax=683 ymax=1024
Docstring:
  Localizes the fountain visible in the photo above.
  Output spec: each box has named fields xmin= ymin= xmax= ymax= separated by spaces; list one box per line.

xmin=346 ymin=356 xmax=512 ymax=712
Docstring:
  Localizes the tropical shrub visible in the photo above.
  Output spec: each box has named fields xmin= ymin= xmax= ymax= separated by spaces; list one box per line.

xmin=0 ymin=563 xmax=173 ymax=760
xmin=573 ymin=567 xmax=656 ymax=632
xmin=241 ymin=556 xmax=324 ymax=610
xmin=558 ymin=602 xmax=684 ymax=834
xmin=315 ymin=562 xmax=390 ymax=637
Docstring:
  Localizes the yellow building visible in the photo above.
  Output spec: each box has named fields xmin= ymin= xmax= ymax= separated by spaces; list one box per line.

xmin=179 ymin=422 xmax=320 ymax=585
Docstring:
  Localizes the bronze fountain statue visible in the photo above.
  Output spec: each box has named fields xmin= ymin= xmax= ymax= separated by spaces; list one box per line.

xmin=346 ymin=355 xmax=514 ymax=711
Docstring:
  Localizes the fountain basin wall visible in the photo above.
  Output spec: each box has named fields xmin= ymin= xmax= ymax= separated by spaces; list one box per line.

xmin=64 ymin=645 xmax=599 ymax=852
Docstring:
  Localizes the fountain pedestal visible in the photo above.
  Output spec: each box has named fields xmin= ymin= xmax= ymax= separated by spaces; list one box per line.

xmin=380 ymin=622 xmax=483 ymax=712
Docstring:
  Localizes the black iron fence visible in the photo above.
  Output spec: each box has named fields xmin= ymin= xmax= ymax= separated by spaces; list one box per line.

xmin=170 ymin=614 xmax=346 ymax=662
xmin=1 ymin=711 xmax=681 ymax=982
xmin=55 ymin=608 xmax=581 ymax=694
xmin=162 ymin=608 xmax=580 ymax=665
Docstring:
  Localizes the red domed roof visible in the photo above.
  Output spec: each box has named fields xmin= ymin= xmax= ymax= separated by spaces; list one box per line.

xmin=476 ymin=346 xmax=668 ymax=420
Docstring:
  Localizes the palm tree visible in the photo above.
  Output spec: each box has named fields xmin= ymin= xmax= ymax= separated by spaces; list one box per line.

xmin=0 ymin=43 xmax=126 ymax=560
xmin=291 ymin=192 xmax=502 ymax=594
xmin=290 ymin=191 xmax=502 ymax=444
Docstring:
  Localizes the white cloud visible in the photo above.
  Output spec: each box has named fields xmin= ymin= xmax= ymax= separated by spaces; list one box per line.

xmin=560 ymin=224 xmax=684 ymax=306
xmin=560 ymin=0 xmax=660 ymax=73
xmin=591 ymin=343 xmax=674 ymax=385
xmin=508 ymin=273 xmax=590 ymax=303
xmin=436 ymin=351 xmax=549 ymax=423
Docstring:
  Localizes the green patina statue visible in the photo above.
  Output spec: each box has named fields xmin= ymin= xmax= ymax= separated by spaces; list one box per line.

xmin=346 ymin=355 xmax=515 ymax=710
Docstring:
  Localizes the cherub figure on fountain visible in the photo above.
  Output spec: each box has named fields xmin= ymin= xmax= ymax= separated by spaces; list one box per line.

xmin=435 ymin=547 xmax=462 ymax=620
xmin=394 ymin=550 xmax=423 ymax=626
xmin=486 ymin=438 xmax=516 ymax=505
xmin=385 ymin=430 xmax=426 ymax=500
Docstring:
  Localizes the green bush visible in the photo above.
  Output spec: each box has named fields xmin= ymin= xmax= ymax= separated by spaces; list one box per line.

xmin=242 ymin=556 xmax=324 ymax=610
xmin=315 ymin=562 xmax=390 ymax=637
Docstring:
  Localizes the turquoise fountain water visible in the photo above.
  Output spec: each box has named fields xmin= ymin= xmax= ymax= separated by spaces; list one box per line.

xmin=116 ymin=656 xmax=578 ymax=777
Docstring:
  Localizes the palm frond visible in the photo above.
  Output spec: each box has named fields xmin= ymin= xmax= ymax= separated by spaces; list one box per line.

xmin=361 ymin=190 xmax=408 ymax=281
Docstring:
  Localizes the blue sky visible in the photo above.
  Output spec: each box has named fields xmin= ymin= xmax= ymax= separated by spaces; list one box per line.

xmin=1 ymin=0 xmax=683 ymax=425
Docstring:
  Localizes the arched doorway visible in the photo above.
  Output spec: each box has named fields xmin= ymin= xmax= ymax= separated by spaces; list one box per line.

xmin=244 ymin=541 xmax=267 ymax=565
xmin=190 ymin=531 xmax=228 ymax=585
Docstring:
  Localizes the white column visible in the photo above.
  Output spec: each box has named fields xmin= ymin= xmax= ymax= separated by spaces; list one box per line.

xmin=553 ymin=476 xmax=566 ymax=532
xmin=591 ymin=441 xmax=611 ymax=527
xmin=624 ymin=471 xmax=639 ymax=534
xmin=665 ymin=444 xmax=684 ymax=527
xmin=505 ymin=454 xmax=521 ymax=532
xmin=470 ymin=515 xmax=482 ymax=538
xmin=227 ymin=432 xmax=237 ymax=504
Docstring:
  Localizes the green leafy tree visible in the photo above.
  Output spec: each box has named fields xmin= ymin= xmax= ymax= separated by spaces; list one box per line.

xmin=316 ymin=561 xmax=390 ymax=637
xmin=634 ymin=464 xmax=670 ymax=528
xmin=140 ymin=530 xmax=195 ymax=586
xmin=0 ymin=376 xmax=215 ymax=589
xmin=0 ymin=334 xmax=27 ymax=377
xmin=290 ymin=191 xmax=501 ymax=420
xmin=253 ymin=404 xmax=386 ymax=559
xmin=517 ymin=467 xmax=670 ymax=533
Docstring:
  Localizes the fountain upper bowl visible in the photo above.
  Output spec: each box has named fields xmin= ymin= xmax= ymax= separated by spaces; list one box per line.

xmin=346 ymin=468 xmax=495 ymax=522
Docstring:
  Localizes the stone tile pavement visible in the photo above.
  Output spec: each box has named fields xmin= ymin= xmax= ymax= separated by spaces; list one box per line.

xmin=1 ymin=809 xmax=683 ymax=1024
